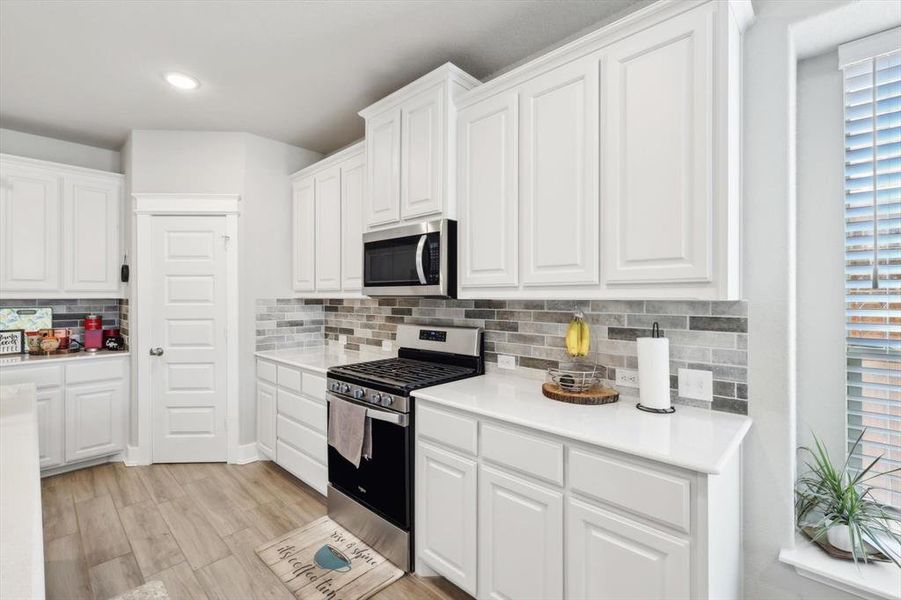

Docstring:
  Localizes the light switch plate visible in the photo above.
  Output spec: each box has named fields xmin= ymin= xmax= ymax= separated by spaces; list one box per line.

xmin=381 ymin=340 xmax=393 ymax=352
xmin=498 ymin=355 xmax=516 ymax=370
xmin=678 ymin=368 xmax=713 ymax=401
xmin=616 ymin=368 xmax=639 ymax=387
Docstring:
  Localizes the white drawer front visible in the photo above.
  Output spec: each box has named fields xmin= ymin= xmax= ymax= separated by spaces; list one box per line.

xmin=277 ymin=440 xmax=327 ymax=495
xmin=277 ymin=365 xmax=302 ymax=393
xmin=0 ymin=364 xmax=62 ymax=388
xmin=418 ymin=403 xmax=478 ymax=456
xmin=569 ymin=448 xmax=691 ymax=533
xmin=257 ymin=359 xmax=277 ymax=384
xmin=277 ymin=414 xmax=327 ymax=464
xmin=66 ymin=358 xmax=125 ymax=384
xmin=481 ymin=422 xmax=564 ymax=486
xmin=302 ymin=372 xmax=326 ymax=401
xmin=277 ymin=388 xmax=326 ymax=433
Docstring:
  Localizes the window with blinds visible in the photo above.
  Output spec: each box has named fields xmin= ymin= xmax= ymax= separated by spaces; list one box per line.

xmin=842 ymin=41 xmax=900 ymax=510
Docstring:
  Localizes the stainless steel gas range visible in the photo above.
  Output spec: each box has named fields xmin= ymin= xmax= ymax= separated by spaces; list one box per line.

xmin=325 ymin=324 xmax=484 ymax=571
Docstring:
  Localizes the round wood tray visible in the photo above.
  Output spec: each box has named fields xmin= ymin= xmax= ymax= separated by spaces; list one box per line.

xmin=542 ymin=382 xmax=619 ymax=405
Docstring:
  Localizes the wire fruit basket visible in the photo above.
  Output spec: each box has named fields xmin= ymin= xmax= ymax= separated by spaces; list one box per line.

xmin=546 ymin=362 xmax=601 ymax=392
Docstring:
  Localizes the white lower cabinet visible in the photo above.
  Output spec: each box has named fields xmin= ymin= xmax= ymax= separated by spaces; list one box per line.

xmin=36 ymin=388 xmax=64 ymax=469
xmin=566 ymin=497 xmax=691 ymax=600
xmin=256 ymin=379 xmax=276 ymax=459
xmin=479 ymin=465 xmax=564 ymax=600
xmin=417 ymin=441 xmax=478 ymax=596
xmin=65 ymin=378 xmax=125 ymax=462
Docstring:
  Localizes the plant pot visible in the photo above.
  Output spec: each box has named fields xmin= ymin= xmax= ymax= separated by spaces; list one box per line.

xmin=826 ymin=523 xmax=878 ymax=554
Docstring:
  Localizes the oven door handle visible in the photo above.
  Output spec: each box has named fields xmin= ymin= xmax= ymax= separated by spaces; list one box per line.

xmin=327 ymin=395 xmax=409 ymax=427
xmin=415 ymin=234 xmax=427 ymax=285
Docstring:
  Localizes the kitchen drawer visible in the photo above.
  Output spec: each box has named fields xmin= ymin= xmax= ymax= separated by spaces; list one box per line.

xmin=418 ymin=403 xmax=478 ymax=456
xmin=0 ymin=364 xmax=62 ymax=388
xmin=277 ymin=388 xmax=326 ymax=433
xmin=277 ymin=414 xmax=327 ymax=464
xmin=569 ymin=448 xmax=691 ymax=533
xmin=66 ymin=358 xmax=124 ymax=384
xmin=277 ymin=440 xmax=327 ymax=495
xmin=481 ymin=422 xmax=563 ymax=486
xmin=302 ymin=372 xmax=326 ymax=401
xmin=257 ymin=359 xmax=277 ymax=384
xmin=277 ymin=365 xmax=303 ymax=393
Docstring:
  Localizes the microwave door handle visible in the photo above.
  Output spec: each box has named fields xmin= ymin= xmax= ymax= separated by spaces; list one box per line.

xmin=415 ymin=234 xmax=428 ymax=284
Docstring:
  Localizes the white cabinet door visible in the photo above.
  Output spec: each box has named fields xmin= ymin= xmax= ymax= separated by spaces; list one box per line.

xmin=519 ymin=56 xmax=599 ymax=286
xmin=0 ymin=162 xmax=61 ymax=292
xmin=401 ymin=84 xmax=444 ymax=219
xmin=566 ymin=497 xmax=691 ymax=600
xmin=416 ymin=441 xmax=478 ymax=596
xmin=458 ymin=92 xmax=519 ymax=288
xmin=62 ymin=174 xmax=121 ymax=293
xmin=292 ymin=177 xmax=316 ymax=292
xmin=602 ymin=5 xmax=714 ymax=285
xmin=366 ymin=108 xmax=402 ymax=228
xmin=36 ymin=387 xmax=64 ymax=469
xmin=314 ymin=166 xmax=342 ymax=291
xmin=65 ymin=378 xmax=125 ymax=462
xmin=341 ymin=153 xmax=365 ymax=291
xmin=479 ymin=465 xmax=563 ymax=600
xmin=257 ymin=380 xmax=276 ymax=459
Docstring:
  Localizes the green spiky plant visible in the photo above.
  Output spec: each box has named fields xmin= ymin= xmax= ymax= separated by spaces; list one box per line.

xmin=795 ymin=430 xmax=901 ymax=566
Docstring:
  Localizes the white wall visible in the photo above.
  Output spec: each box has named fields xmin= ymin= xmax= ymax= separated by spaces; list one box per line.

xmin=796 ymin=50 xmax=846 ymax=462
xmin=126 ymin=130 xmax=321 ymax=447
xmin=0 ymin=127 xmax=121 ymax=172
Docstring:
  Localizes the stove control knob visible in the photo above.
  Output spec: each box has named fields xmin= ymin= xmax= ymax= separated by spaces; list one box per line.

xmin=353 ymin=388 xmax=365 ymax=400
xmin=330 ymin=382 xmax=340 ymax=392
xmin=382 ymin=395 xmax=394 ymax=406
xmin=340 ymin=383 xmax=351 ymax=394
xmin=371 ymin=392 xmax=382 ymax=404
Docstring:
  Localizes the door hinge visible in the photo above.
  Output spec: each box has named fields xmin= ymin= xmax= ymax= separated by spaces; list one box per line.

xmin=222 ymin=234 xmax=231 ymax=248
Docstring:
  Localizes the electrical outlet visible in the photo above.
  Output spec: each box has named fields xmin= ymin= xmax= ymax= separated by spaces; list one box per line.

xmin=678 ymin=368 xmax=713 ymax=401
xmin=616 ymin=368 xmax=639 ymax=387
xmin=381 ymin=340 xmax=393 ymax=352
xmin=338 ymin=334 xmax=347 ymax=345
xmin=498 ymin=354 xmax=516 ymax=370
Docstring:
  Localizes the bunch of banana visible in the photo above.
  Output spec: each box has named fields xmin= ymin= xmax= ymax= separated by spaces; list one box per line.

xmin=564 ymin=312 xmax=591 ymax=357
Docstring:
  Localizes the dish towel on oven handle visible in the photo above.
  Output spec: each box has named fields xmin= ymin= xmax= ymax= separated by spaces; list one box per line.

xmin=327 ymin=396 xmax=373 ymax=468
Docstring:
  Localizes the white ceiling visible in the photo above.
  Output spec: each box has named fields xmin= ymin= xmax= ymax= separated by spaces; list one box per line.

xmin=0 ymin=0 xmax=644 ymax=155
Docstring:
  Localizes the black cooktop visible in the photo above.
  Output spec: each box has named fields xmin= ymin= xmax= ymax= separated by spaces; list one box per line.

xmin=328 ymin=357 xmax=477 ymax=393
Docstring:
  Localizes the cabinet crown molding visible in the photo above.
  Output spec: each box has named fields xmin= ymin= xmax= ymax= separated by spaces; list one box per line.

xmin=0 ymin=153 xmax=124 ymax=180
xmin=358 ymin=62 xmax=480 ymax=119
xmin=290 ymin=140 xmax=364 ymax=181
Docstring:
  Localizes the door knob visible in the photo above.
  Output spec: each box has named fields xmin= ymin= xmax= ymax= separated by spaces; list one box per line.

xmin=149 ymin=347 xmax=164 ymax=356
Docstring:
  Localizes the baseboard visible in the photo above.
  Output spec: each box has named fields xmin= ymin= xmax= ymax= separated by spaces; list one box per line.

xmin=122 ymin=445 xmax=141 ymax=466
xmin=234 ymin=442 xmax=261 ymax=465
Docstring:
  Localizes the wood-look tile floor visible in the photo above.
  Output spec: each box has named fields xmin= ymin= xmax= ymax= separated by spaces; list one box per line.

xmin=42 ymin=461 xmax=472 ymax=600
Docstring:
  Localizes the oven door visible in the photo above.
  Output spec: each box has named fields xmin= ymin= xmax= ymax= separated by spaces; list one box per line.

xmin=326 ymin=394 xmax=413 ymax=531
xmin=362 ymin=219 xmax=454 ymax=297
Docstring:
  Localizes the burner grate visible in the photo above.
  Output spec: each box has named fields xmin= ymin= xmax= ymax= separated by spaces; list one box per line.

xmin=330 ymin=358 xmax=475 ymax=389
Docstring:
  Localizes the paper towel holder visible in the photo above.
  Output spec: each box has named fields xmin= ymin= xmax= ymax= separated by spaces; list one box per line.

xmin=636 ymin=321 xmax=676 ymax=414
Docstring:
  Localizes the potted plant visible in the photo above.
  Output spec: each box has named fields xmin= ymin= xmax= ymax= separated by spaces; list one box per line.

xmin=795 ymin=430 xmax=901 ymax=565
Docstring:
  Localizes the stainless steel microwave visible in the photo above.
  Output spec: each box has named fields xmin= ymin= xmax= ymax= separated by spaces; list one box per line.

xmin=362 ymin=219 xmax=457 ymax=298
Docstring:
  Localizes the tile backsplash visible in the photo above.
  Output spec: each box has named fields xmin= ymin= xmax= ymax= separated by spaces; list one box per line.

xmin=256 ymin=297 xmax=750 ymax=415
xmin=0 ymin=298 xmax=123 ymax=340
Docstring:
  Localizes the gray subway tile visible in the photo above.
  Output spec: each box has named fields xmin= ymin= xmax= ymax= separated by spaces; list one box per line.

xmin=689 ymin=316 xmax=747 ymax=333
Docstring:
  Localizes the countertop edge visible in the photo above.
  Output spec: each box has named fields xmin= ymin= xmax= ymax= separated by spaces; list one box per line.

xmin=413 ymin=388 xmax=752 ymax=475
xmin=0 ymin=350 xmax=131 ymax=367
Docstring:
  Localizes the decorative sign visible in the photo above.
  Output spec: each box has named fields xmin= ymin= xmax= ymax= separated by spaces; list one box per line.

xmin=0 ymin=329 xmax=25 ymax=355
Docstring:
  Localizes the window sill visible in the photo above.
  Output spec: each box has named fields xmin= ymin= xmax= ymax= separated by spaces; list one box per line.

xmin=779 ymin=534 xmax=900 ymax=600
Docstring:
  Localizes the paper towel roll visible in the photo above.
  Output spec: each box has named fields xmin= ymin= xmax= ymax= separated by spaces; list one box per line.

xmin=637 ymin=336 xmax=671 ymax=410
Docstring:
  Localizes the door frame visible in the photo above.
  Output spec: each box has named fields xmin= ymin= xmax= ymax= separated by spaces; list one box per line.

xmin=131 ymin=193 xmax=241 ymax=465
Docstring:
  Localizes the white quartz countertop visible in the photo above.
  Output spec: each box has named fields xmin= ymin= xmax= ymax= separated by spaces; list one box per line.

xmin=413 ymin=373 xmax=752 ymax=475
xmin=0 ymin=349 xmax=130 ymax=367
xmin=254 ymin=344 xmax=395 ymax=374
xmin=0 ymin=383 xmax=44 ymax=600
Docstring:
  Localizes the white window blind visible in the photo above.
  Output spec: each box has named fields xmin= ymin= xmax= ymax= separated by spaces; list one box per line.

xmin=842 ymin=38 xmax=900 ymax=509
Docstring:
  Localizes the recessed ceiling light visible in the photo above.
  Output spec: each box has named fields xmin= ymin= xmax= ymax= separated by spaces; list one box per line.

xmin=164 ymin=72 xmax=200 ymax=91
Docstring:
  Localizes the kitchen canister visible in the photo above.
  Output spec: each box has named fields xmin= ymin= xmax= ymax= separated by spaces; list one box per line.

xmin=83 ymin=314 xmax=103 ymax=352
xmin=636 ymin=322 xmax=675 ymax=414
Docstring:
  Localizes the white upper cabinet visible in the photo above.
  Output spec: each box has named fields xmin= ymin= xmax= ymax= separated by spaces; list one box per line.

xmin=601 ymin=4 xmax=715 ymax=288
xmin=457 ymin=91 xmax=519 ymax=288
xmin=340 ymin=152 xmax=365 ymax=291
xmin=314 ymin=166 xmax=342 ymax=291
xmin=520 ymin=56 xmax=599 ymax=287
xmin=63 ymin=174 xmax=122 ymax=292
xmin=360 ymin=63 xmax=480 ymax=230
xmin=292 ymin=177 xmax=316 ymax=292
xmin=365 ymin=108 xmax=401 ymax=227
xmin=0 ymin=154 xmax=124 ymax=298
xmin=291 ymin=142 xmax=365 ymax=297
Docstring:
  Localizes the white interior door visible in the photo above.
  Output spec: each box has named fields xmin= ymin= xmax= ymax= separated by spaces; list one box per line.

xmin=150 ymin=215 xmax=228 ymax=462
